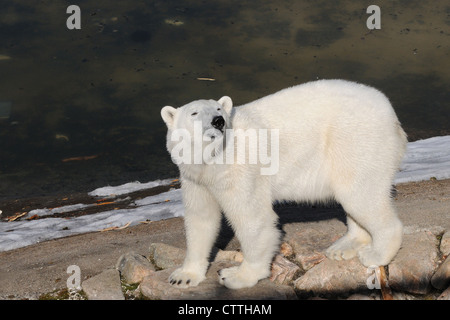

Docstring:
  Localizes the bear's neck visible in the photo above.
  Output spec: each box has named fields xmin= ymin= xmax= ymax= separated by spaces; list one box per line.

xmin=179 ymin=162 xmax=230 ymax=188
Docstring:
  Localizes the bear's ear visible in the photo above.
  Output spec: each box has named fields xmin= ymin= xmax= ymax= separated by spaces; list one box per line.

xmin=161 ymin=106 xmax=177 ymax=128
xmin=218 ymin=96 xmax=233 ymax=114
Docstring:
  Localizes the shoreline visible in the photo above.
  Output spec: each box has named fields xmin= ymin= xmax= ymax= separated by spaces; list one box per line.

xmin=1 ymin=134 xmax=450 ymax=252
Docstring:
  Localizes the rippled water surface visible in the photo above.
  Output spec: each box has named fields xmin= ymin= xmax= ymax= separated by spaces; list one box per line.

xmin=0 ymin=0 xmax=448 ymax=199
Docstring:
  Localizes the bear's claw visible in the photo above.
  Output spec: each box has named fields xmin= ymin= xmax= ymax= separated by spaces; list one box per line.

xmin=169 ymin=267 xmax=205 ymax=288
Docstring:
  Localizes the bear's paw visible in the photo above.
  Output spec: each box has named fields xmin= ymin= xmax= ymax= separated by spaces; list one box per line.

xmin=169 ymin=267 xmax=206 ymax=288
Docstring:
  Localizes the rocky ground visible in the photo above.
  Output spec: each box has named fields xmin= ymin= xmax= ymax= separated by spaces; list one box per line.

xmin=77 ymin=235 xmax=450 ymax=300
xmin=1 ymin=178 xmax=449 ymax=300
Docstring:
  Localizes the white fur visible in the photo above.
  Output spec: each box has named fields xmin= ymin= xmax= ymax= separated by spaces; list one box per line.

xmin=161 ymin=79 xmax=407 ymax=289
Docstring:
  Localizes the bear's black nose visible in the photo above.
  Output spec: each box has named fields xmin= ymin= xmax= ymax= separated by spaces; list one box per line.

xmin=211 ymin=116 xmax=225 ymax=130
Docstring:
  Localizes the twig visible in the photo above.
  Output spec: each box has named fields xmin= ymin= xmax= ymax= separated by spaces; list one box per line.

xmin=100 ymin=221 xmax=131 ymax=232
xmin=7 ymin=212 xmax=27 ymax=222
xmin=96 ymin=201 xmax=116 ymax=206
xmin=62 ymin=155 xmax=99 ymax=162
xmin=376 ymin=266 xmax=394 ymax=300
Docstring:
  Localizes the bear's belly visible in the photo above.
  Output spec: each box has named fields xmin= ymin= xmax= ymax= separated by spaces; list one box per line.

xmin=270 ymin=164 xmax=333 ymax=203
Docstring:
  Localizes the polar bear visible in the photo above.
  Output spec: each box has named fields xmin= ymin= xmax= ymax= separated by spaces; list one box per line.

xmin=161 ymin=79 xmax=407 ymax=289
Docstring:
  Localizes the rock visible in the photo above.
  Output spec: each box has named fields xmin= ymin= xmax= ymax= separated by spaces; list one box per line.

xmin=270 ymin=254 xmax=300 ymax=285
xmin=280 ymin=242 xmax=294 ymax=257
xmin=389 ymin=231 xmax=440 ymax=294
xmin=392 ymin=291 xmax=417 ymax=300
xmin=149 ymin=243 xmax=185 ymax=270
xmin=213 ymin=249 xmax=243 ymax=263
xmin=296 ymin=251 xmax=326 ymax=272
xmin=431 ymin=255 xmax=450 ymax=290
xmin=284 ymin=221 xmax=345 ymax=271
xmin=139 ymin=260 xmax=297 ymax=300
xmin=440 ymin=231 xmax=450 ymax=256
xmin=293 ymin=257 xmax=368 ymax=297
xmin=81 ymin=269 xmax=124 ymax=300
xmin=437 ymin=286 xmax=450 ymax=300
xmin=347 ymin=293 xmax=375 ymax=300
xmin=116 ymin=251 xmax=155 ymax=284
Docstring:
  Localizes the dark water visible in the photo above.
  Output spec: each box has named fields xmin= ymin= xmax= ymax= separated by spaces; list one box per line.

xmin=0 ymin=0 xmax=449 ymax=200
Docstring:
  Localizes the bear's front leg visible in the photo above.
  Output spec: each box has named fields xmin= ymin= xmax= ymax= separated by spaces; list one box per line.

xmin=169 ymin=179 xmax=222 ymax=288
xmin=218 ymin=185 xmax=281 ymax=289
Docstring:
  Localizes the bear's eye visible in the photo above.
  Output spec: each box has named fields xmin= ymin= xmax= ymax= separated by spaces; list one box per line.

xmin=191 ymin=112 xmax=198 ymax=116
xmin=217 ymin=108 xmax=221 ymax=111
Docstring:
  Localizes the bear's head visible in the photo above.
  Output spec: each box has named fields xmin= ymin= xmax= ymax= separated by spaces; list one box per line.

xmin=161 ymin=96 xmax=233 ymax=165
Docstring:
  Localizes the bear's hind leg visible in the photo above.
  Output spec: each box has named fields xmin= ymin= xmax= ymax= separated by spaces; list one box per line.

xmin=356 ymin=202 xmax=403 ymax=267
xmin=326 ymin=216 xmax=371 ymax=260
xmin=335 ymin=189 xmax=403 ymax=267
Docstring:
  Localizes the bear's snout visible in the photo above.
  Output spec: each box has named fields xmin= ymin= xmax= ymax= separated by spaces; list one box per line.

xmin=211 ymin=116 xmax=225 ymax=131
